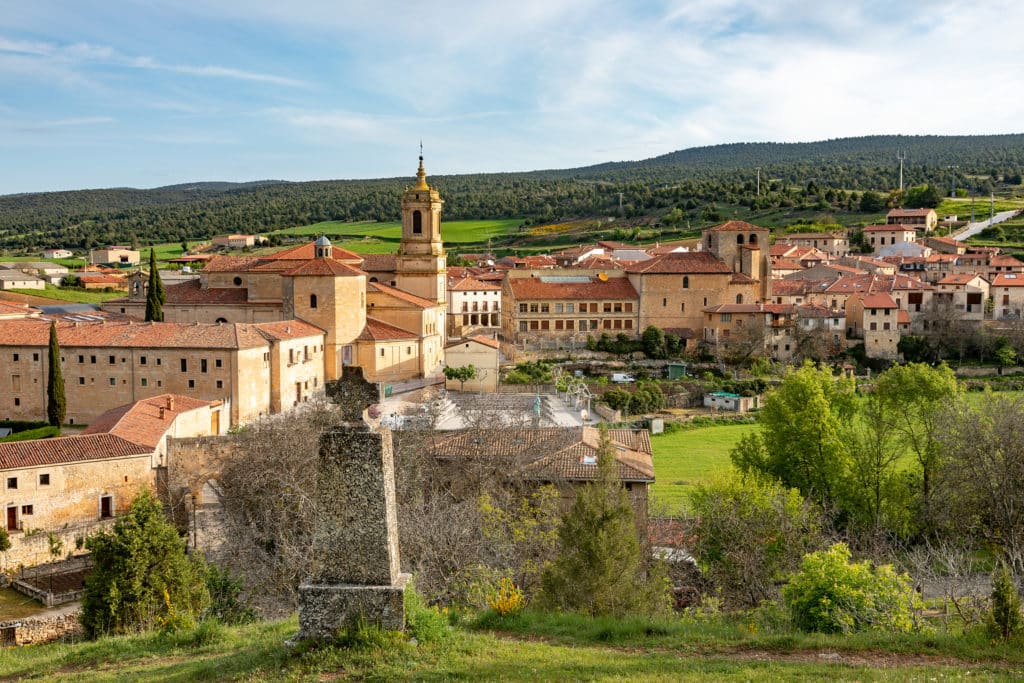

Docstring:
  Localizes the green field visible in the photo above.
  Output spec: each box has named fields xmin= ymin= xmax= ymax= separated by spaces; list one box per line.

xmin=10 ymin=285 xmax=124 ymax=304
xmin=269 ymin=218 xmax=524 ymax=249
xmin=0 ymin=255 xmax=87 ymax=268
xmin=936 ymin=196 xmax=1024 ymax=219
xmin=650 ymin=423 xmax=758 ymax=513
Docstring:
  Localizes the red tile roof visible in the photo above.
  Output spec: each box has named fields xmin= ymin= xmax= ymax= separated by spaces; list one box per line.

xmin=898 ymin=310 xmax=912 ymax=324
xmin=449 ymin=276 xmax=501 ymax=292
xmin=263 ymin=241 xmax=361 ymax=262
xmin=357 ymin=317 xmax=418 ymax=341
xmin=863 ymin=224 xmax=917 ymax=233
xmin=159 ymin=280 xmax=249 ymax=305
xmin=991 ymin=254 xmax=1024 ymax=267
xmin=858 ymin=293 xmax=898 ymax=308
xmin=888 ymin=208 xmax=935 ymax=217
xmin=83 ymin=394 xmax=213 ymax=448
xmin=282 ymin=259 xmax=365 ymax=277
xmin=704 ymin=220 xmax=770 ymax=233
xmin=0 ymin=434 xmax=151 ymax=470
xmin=992 ymin=274 xmax=1024 ymax=287
xmin=359 ymin=254 xmax=398 ymax=272
xmin=938 ymin=273 xmax=985 ymax=285
xmin=624 ymin=252 xmax=732 ymax=274
xmin=253 ymin=320 xmax=325 ymax=340
xmin=366 ymin=281 xmax=436 ymax=308
xmin=468 ymin=334 xmax=500 ymax=349
xmin=506 ymin=275 xmax=638 ymax=301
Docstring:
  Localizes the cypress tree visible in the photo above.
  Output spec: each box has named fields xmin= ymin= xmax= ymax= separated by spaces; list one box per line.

xmin=144 ymin=249 xmax=165 ymax=322
xmin=46 ymin=320 xmax=65 ymax=427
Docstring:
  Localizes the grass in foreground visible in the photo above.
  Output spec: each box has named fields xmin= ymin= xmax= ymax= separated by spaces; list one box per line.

xmin=649 ymin=423 xmax=758 ymax=513
xmin=3 ymin=612 xmax=1023 ymax=681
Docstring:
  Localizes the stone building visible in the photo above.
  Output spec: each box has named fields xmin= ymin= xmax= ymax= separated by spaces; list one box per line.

xmin=773 ymin=231 xmax=850 ymax=257
xmin=887 ymin=208 xmax=938 ymax=231
xmin=863 ymin=226 xmax=918 ymax=254
xmin=0 ymin=394 xmax=223 ymax=567
xmin=444 ymin=335 xmax=501 ymax=393
xmin=89 ymin=246 xmax=140 ymax=267
xmin=447 ymin=275 xmax=501 ymax=338
xmin=846 ymin=293 xmax=901 ymax=359
xmin=0 ymin=318 xmax=324 ymax=426
xmin=106 ymin=157 xmax=447 ymax=385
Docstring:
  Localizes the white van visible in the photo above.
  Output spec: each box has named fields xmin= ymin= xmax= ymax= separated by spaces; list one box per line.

xmin=611 ymin=373 xmax=635 ymax=384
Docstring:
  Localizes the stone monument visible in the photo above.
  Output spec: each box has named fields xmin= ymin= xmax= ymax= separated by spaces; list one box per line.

xmin=296 ymin=368 xmax=409 ymax=639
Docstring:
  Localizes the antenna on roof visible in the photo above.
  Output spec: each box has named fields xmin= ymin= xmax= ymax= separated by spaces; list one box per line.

xmin=897 ymin=150 xmax=906 ymax=193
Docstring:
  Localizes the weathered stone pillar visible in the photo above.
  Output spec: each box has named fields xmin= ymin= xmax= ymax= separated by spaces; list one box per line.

xmin=296 ymin=369 xmax=409 ymax=639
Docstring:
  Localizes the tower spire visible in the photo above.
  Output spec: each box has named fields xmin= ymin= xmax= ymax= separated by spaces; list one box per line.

xmin=413 ymin=142 xmax=429 ymax=191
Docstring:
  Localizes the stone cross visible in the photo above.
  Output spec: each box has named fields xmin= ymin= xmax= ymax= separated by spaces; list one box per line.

xmin=296 ymin=368 xmax=409 ymax=639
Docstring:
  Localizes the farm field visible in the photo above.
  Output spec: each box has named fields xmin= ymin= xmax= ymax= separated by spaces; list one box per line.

xmin=269 ymin=218 xmax=524 ymax=248
xmin=649 ymin=423 xmax=758 ymax=513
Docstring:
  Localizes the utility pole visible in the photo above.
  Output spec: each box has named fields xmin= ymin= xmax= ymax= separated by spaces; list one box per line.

xmin=971 ymin=191 xmax=976 ymax=224
xmin=617 ymin=192 xmax=624 ymax=216
xmin=948 ymin=165 xmax=958 ymax=197
xmin=756 ymin=167 xmax=761 ymax=196
xmin=991 ymin=192 xmax=996 ymax=225
xmin=897 ymin=150 xmax=906 ymax=193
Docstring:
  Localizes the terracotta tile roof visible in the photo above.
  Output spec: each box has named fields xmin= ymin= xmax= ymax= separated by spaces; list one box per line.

xmin=776 ymin=232 xmax=846 ymax=240
xmin=253 ymin=320 xmax=325 ymax=340
xmin=0 ymin=302 xmax=39 ymax=318
xmin=428 ymin=427 xmax=653 ymax=482
xmin=730 ymin=272 xmax=758 ymax=284
xmin=825 ymin=273 xmax=931 ymax=294
xmin=888 ymin=208 xmax=935 ymax=217
xmin=282 ymin=259 xmax=365 ymax=277
xmin=771 ymin=259 xmax=804 ymax=270
xmin=858 ymin=293 xmax=898 ymax=308
xmin=926 ymin=235 xmax=960 ymax=246
xmin=77 ymin=274 xmax=125 ymax=284
xmin=359 ymin=254 xmax=397 ymax=272
xmin=796 ymin=303 xmax=840 ymax=318
xmin=625 ymin=252 xmax=732 ymax=274
xmin=770 ymin=244 xmax=799 ymax=257
xmin=366 ymin=281 xmax=436 ymax=309
xmin=449 ymin=276 xmax=501 ymax=292
xmin=770 ymin=279 xmax=832 ymax=296
xmin=356 ymin=317 xmax=418 ymax=341
xmin=704 ymin=220 xmax=770 ymax=233
xmin=937 ymin=274 xmax=984 ymax=285
xmin=201 ymin=255 xmax=263 ymax=273
xmin=83 ymin=394 xmax=213 ymax=448
xmin=468 ymin=334 xmax=500 ymax=349
xmin=574 ymin=255 xmax=624 ymax=269
xmin=898 ymin=310 xmax=912 ymax=324
xmin=0 ymin=434 xmax=151 ymax=470
xmin=992 ymin=274 xmax=1024 ymax=287
xmin=0 ymin=318 xmax=313 ymax=349
xmin=991 ymin=254 xmax=1024 ymax=267
xmin=553 ymin=244 xmax=598 ymax=257
xmin=522 ymin=255 xmax=557 ymax=268
xmin=506 ymin=275 xmax=638 ymax=301
xmin=646 ymin=245 xmax=692 ymax=256
xmin=925 ymin=254 xmax=959 ymax=263
xmin=262 ymin=241 xmax=361 ymax=262
xmin=704 ymin=304 xmax=766 ymax=314
xmin=158 ymin=280 xmax=248 ymax=305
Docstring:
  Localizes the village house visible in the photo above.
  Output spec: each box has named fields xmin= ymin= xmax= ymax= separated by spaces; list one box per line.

xmin=89 ymin=246 xmax=140 ymax=267
xmin=932 ymin=274 xmax=990 ymax=322
xmin=42 ymin=249 xmax=74 ymax=259
xmin=991 ymin=273 xmax=1024 ymax=320
xmin=447 ymin=274 xmax=501 ymax=338
xmin=846 ymin=293 xmax=901 ymax=360
xmin=887 ymin=208 xmax=938 ymax=231
xmin=444 ymin=335 xmax=501 ymax=393
xmin=863 ymin=226 xmax=918 ymax=254
xmin=921 ymin=235 xmax=967 ymax=255
xmin=212 ymin=234 xmax=259 ymax=249
xmin=0 ymin=271 xmax=45 ymax=290
xmin=773 ymin=231 xmax=850 ymax=257
xmin=0 ymin=394 xmax=224 ymax=567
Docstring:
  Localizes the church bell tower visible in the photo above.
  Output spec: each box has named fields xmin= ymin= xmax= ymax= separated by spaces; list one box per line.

xmin=395 ymin=154 xmax=446 ymax=307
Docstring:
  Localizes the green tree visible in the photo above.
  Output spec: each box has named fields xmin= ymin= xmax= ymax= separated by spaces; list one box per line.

xmin=995 ymin=338 xmax=1017 ymax=367
xmin=783 ymin=542 xmax=921 ymax=634
xmin=873 ymin=363 xmax=959 ymax=530
xmin=844 ymin=391 xmax=909 ymax=536
xmin=540 ymin=426 xmax=668 ymax=616
xmin=144 ymin=249 xmax=165 ymax=322
xmin=904 ymin=184 xmax=942 ymax=209
xmin=81 ymin=490 xmax=210 ymax=638
xmin=641 ymin=325 xmax=667 ymax=359
xmin=859 ymin=190 xmax=885 ymax=212
xmin=46 ymin=320 xmax=65 ymax=427
xmin=689 ymin=476 xmax=822 ymax=607
xmin=731 ymin=362 xmax=856 ymax=505
xmin=987 ymin=562 xmax=1022 ymax=640
xmin=444 ymin=364 xmax=477 ymax=391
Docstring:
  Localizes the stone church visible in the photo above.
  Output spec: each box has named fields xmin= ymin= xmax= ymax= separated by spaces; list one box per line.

xmin=107 ymin=157 xmax=448 ymax=384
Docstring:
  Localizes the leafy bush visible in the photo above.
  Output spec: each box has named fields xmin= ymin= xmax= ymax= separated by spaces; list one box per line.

xmin=487 ymin=577 xmax=525 ymax=617
xmin=0 ymin=426 xmax=60 ymax=442
xmin=404 ymin=580 xmax=450 ymax=643
xmin=782 ymin=543 xmax=921 ymax=633
xmin=204 ymin=564 xmax=256 ymax=625
xmin=987 ymin=563 xmax=1022 ymax=641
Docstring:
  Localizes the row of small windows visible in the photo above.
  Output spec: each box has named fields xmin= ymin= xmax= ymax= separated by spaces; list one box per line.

xmin=519 ymin=319 xmax=633 ymax=332
xmin=5 ymin=473 xmax=49 ymax=489
xmin=518 ymin=302 xmax=634 ymax=314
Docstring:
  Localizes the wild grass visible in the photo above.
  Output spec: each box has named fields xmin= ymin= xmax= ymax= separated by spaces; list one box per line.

xmin=10 ymin=285 xmax=124 ymax=304
xmin=269 ymin=218 xmax=524 ymax=246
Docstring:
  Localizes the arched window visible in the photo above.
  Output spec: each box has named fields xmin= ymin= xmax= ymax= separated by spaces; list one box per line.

xmin=736 ymin=234 xmax=744 ymax=245
xmin=736 ymin=294 xmax=743 ymax=304
xmin=749 ymin=233 xmax=758 ymax=245
xmin=215 ymin=317 xmax=228 ymax=323
xmin=682 ymin=276 xmax=689 ymax=289
xmin=310 ymin=293 xmax=318 ymax=309
xmin=412 ymin=210 xmax=422 ymax=234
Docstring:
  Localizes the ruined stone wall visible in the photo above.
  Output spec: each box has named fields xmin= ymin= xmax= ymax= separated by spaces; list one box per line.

xmin=0 ymin=611 xmax=82 ymax=646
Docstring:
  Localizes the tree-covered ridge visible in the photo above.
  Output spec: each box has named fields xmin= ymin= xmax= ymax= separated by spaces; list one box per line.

xmin=2 ymin=134 xmax=1023 ymax=251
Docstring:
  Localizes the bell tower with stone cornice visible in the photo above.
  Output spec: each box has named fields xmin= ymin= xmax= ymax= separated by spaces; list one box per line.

xmin=395 ymin=154 xmax=446 ymax=308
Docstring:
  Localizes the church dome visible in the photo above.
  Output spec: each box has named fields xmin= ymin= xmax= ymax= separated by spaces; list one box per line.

xmin=314 ymin=235 xmax=332 ymax=247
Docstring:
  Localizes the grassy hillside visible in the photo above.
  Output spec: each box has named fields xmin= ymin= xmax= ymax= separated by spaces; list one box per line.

xmin=3 ymin=611 xmax=1022 ymax=681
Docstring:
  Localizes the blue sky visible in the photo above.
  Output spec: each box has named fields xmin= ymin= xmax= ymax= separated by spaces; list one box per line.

xmin=1 ymin=1 xmax=1022 ymax=194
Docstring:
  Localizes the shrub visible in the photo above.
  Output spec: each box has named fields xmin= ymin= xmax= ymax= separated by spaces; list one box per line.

xmin=0 ymin=426 xmax=60 ymax=442
xmin=487 ymin=577 xmax=525 ymax=616
xmin=404 ymin=580 xmax=450 ymax=643
xmin=782 ymin=543 xmax=921 ymax=633
xmin=987 ymin=563 xmax=1022 ymax=641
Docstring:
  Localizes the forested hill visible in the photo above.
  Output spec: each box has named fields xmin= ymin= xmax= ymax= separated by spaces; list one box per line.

xmin=2 ymin=134 xmax=1023 ymax=251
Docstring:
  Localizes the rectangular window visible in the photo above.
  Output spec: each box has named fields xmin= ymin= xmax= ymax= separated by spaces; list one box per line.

xmin=519 ymin=303 xmax=527 ymax=313
xmin=555 ymin=320 xmax=564 ymax=330
xmin=11 ymin=354 xmax=17 ymax=362
xmin=380 ymin=349 xmax=385 ymax=357
xmin=180 ymin=359 xmax=187 ymax=372
xmin=141 ymin=378 xmax=148 ymax=387
xmin=613 ymin=319 xmax=622 ymax=329
xmin=720 ymin=313 xmax=732 ymax=322
xmin=79 ymin=377 xmax=85 ymax=385
xmin=566 ymin=320 xmax=575 ymax=330
xmin=188 ymin=379 xmax=195 ymax=389
xmin=201 ymin=359 xmax=208 ymax=373
xmin=541 ymin=321 xmax=549 ymax=330
xmin=603 ymin=320 xmax=611 ymax=329
xmin=215 ymin=358 xmax=222 ymax=368
xmin=216 ymin=380 xmax=223 ymax=389
xmin=883 ymin=322 xmax=891 ymax=330
xmin=603 ymin=303 xmax=612 ymax=313
xmin=566 ymin=303 xmax=574 ymax=313
xmin=624 ymin=303 xmax=633 ymax=312
xmin=140 ymin=356 xmax=147 ymax=365
xmin=870 ymin=322 xmax=878 ymax=331
xmin=624 ymin=320 xmax=632 ymax=329
xmin=530 ymin=321 xmax=539 ymax=330
xmin=78 ymin=354 xmax=84 ymax=363
xmin=109 ymin=355 xmax=115 ymax=365
xmin=540 ymin=303 xmax=550 ymax=313
xmin=12 ymin=398 xmax=18 ymax=407
xmin=6 ymin=478 xmax=15 ymax=490
xmin=39 ymin=474 xmax=49 ymax=486
xmin=519 ymin=321 xmax=528 ymax=332
xmin=663 ymin=298 xmax=667 ymax=307
xmin=555 ymin=303 xmax=563 ymax=313
xmin=529 ymin=303 xmax=538 ymax=313
xmin=32 ymin=353 xmax=38 ymax=362
xmin=20 ymin=505 xmax=32 ymax=516
xmin=156 ymin=358 xmax=162 ymax=366
xmin=90 ymin=355 xmax=96 ymax=364
xmin=614 ymin=303 xmax=622 ymax=313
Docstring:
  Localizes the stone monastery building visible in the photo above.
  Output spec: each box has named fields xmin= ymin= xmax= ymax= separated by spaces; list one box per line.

xmin=0 ymin=158 xmax=449 ymax=426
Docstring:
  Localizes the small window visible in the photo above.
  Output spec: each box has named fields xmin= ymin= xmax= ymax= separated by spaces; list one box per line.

xmin=140 ymin=356 xmax=147 ymax=365
xmin=188 ymin=379 xmax=195 ymax=389
xmin=13 ymin=398 xmax=19 ymax=406
xmin=201 ymin=359 xmax=207 ymax=373
xmin=233 ymin=276 xmax=242 ymax=286
xmin=380 ymin=348 xmax=385 ymax=357
xmin=79 ymin=377 xmax=85 ymax=385
xmin=6 ymin=478 xmax=16 ymax=490
xmin=90 ymin=355 xmax=96 ymax=364
xmin=215 ymin=359 xmax=222 ymax=368
xmin=109 ymin=378 xmax=116 ymax=386
xmin=39 ymin=474 xmax=49 ymax=486
xmin=412 ymin=210 xmax=423 ymax=234
xmin=12 ymin=354 xmax=18 ymax=362
xmin=109 ymin=355 xmax=115 ymax=365
xmin=20 ymin=505 xmax=32 ymax=516
xmin=32 ymin=353 xmax=39 ymax=362
xmin=78 ymin=355 xmax=84 ymax=363
xmin=180 ymin=359 xmax=187 ymax=372
xmin=216 ymin=380 xmax=223 ymax=389
xmin=141 ymin=378 xmax=148 ymax=387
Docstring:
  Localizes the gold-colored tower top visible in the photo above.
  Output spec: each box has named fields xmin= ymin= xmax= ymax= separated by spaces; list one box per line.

xmin=413 ymin=154 xmax=429 ymax=191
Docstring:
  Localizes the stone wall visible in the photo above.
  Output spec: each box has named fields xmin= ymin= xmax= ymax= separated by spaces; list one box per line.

xmin=0 ymin=611 xmax=81 ymax=646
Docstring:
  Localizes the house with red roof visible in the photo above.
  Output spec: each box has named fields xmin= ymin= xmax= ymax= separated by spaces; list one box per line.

xmin=846 ymin=293 xmax=901 ymax=360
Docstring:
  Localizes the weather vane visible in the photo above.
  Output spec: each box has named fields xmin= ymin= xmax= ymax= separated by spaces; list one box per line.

xmin=419 ymin=140 xmax=423 ymax=159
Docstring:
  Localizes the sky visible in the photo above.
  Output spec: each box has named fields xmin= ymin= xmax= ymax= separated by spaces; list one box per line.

xmin=1 ymin=0 xmax=1023 ymax=194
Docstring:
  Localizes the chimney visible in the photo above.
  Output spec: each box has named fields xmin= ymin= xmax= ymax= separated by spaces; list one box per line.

xmin=159 ymin=406 xmax=165 ymax=420
xmin=167 ymin=396 xmax=174 ymax=411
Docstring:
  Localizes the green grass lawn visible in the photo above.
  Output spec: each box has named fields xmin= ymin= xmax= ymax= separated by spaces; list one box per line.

xmin=10 ymin=285 xmax=124 ymax=304
xmin=2 ymin=612 xmax=1021 ymax=682
xmin=0 ymin=255 xmax=87 ymax=268
xmin=650 ymin=423 xmax=758 ymax=513
xmin=936 ymin=196 xmax=1024 ymax=218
